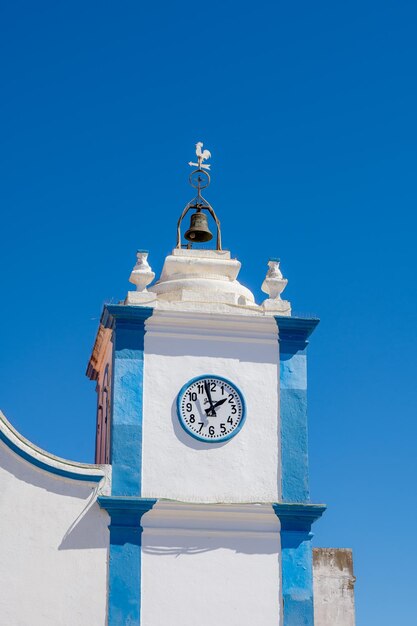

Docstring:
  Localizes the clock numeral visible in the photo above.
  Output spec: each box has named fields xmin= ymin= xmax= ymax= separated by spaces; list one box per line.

xmin=231 ymin=405 xmax=237 ymax=414
xmin=188 ymin=392 xmax=197 ymax=401
xmin=210 ymin=382 xmax=216 ymax=392
xmin=227 ymin=417 xmax=233 ymax=425
xmin=228 ymin=393 xmax=235 ymax=404
xmin=189 ymin=414 xmax=195 ymax=423
xmin=220 ymin=423 xmax=226 ymax=434
xmin=186 ymin=402 xmax=192 ymax=412
xmin=198 ymin=422 xmax=204 ymax=432
xmin=197 ymin=384 xmax=204 ymax=394
xmin=221 ymin=385 xmax=225 ymax=395
xmin=209 ymin=426 xmax=215 ymax=436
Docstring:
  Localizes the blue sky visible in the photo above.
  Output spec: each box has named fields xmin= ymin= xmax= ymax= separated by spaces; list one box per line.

xmin=1 ymin=1 xmax=416 ymax=623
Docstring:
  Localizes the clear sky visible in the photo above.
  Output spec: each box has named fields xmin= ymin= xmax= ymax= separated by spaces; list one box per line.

xmin=1 ymin=1 xmax=416 ymax=623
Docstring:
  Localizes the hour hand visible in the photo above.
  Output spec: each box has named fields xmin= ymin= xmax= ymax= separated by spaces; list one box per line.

xmin=205 ymin=397 xmax=227 ymax=414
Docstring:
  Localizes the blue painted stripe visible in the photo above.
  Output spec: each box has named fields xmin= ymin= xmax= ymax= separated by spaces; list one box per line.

xmin=99 ymin=306 xmax=153 ymax=625
xmin=273 ymin=503 xmax=325 ymax=626
xmin=275 ymin=316 xmax=319 ymax=503
xmin=280 ymin=383 xmax=309 ymax=502
xmin=103 ymin=305 xmax=153 ymax=497
xmin=0 ymin=427 xmax=104 ymax=483
xmin=281 ymin=530 xmax=314 ymax=626
xmin=273 ymin=317 xmax=321 ymax=625
xmin=98 ymin=496 xmax=157 ymax=626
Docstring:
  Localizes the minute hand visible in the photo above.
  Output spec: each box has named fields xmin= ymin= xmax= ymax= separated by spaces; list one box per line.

xmin=204 ymin=380 xmax=216 ymax=416
xmin=205 ymin=397 xmax=228 ymax=414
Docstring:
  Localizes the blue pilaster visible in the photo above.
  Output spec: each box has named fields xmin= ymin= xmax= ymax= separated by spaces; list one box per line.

xmin=100 ymin=305 xmax=154 ymax=626
xmin=98 ymin=496 xmax=157 ymax=626
xmin=273 ymin=504 xmax=326 ymax=626
xmin=102 ymin=304 xmax=153 ymax=496
xmin=275 ymin=317 xmax=319 ymax=503
xmin=274 ymin=317 xmax=323 ymax=625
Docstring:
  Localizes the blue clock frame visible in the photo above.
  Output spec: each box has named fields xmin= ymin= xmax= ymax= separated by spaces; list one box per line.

xmin=176 ymin=374 xmax=247 ymax=443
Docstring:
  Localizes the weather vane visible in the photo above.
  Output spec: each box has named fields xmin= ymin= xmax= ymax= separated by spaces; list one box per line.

xmin=176 ymin=141 xmax=222 ymax=250
xmin=188 ymin=142 xmax=212 ymax=193
xmin=188 ymin=142 xmax=211 ymax=170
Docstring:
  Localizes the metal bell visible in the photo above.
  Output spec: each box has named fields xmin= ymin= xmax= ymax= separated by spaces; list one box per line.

xmin=184 ymin=210 xmax=213 ymax=243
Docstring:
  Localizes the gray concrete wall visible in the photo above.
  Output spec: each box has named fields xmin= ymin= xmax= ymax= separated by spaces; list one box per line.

xmin=313 ymin=548 xmax=356 ymax=626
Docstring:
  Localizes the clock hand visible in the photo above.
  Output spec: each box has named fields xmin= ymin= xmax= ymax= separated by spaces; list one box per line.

xmin=205 ymin=397 xmax=227 ymax=414
xmin=204 ymin=380 xmax=216 ymax=417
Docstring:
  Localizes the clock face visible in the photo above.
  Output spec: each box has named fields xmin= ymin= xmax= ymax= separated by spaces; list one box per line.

xmin=177 ymin=375 xmax=246 ymax=443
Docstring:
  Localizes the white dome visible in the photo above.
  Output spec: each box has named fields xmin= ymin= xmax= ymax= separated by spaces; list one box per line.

xmin=148 ymin=249 xmax=256 ymax=307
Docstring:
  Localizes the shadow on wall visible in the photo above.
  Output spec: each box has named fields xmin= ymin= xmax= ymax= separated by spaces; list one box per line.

xmin=0 ymin=442 xmax=109 ymax=551
xmin=142 ymin=532 xmax=280 ymax=557
xmin=58 ymin=497 xmax=109 ymax=551
xmin=170 ymin=399 xmax=229 ymax=451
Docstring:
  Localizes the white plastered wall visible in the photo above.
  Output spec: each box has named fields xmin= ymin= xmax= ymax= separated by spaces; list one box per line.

xmin=0 ymin=420 xmax=110 ymax=626
xmin=141 ymin=501 xmax=281 ymax=626
xmin=142 ymin=310 xmax=280 ymax=503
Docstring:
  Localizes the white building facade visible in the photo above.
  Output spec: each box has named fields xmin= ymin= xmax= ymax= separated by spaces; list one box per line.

xmin=0 ymin=148 xmax=356 ymax=625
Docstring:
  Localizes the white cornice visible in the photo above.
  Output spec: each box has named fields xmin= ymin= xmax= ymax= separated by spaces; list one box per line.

xmin=146 ymin=310 xmax=278 ymax=344
xmin=143 ymin=501 xmax=280 ymax=536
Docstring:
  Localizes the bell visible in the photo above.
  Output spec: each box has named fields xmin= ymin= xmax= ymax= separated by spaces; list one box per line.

xmin=184 ymin=211 xmax=213 ymax=243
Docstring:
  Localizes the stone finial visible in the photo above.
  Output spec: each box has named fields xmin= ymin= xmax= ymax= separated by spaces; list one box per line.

xmin=125 ymin=251 xmax=156 ymax=306
xmin=261 ymin=258 xmax=291 ymax=315
xmin=129 ymin=251 xmax=155 ymax=292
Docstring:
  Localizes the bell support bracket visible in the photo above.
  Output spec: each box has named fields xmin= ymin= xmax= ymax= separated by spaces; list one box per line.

xmin=176 ymin=202 xmax=222 ymax=251
xmin=176 ymin=147 xmax=222 ymax=250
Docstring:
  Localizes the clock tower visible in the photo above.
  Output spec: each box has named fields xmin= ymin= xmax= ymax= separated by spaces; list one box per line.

xmin=86 ymin=144 xmax=340 ymax=626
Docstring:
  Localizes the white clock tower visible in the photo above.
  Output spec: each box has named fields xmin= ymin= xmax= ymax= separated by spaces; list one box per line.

xmin=0 ymin=142 xmax=356 ymax=626
xmin=86 ymin=143 xmax=351 ymax=626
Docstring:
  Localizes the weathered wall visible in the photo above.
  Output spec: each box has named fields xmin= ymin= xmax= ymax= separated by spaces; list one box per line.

xmin=0 ymin=414 xmax=110 ymax=626
xmin=142 ymin=311 xmax=280 ymax=503
xmin=141 ymin=501 xmax=281 ymax=626
xmin=95 ymin=336 xmax=113 ymax=464
xmin=313 ymin=548 xmax=356 ymax=626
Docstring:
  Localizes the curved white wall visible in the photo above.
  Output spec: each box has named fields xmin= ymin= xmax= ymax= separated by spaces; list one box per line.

xmin=0 ymin=428 xmax=109 ymax=626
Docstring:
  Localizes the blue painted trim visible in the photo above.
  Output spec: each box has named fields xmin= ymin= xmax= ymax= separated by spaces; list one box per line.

xmin=281 ymin=530 xmax=315 ymax=626
xmin=176 ymin=374 xmax=247 ymax=443
xmin=103 ymin=304 xmax=154 ymax=496
xmin=275 ymin=316 xmax=319 ymax=350
xmin=0 ymin=427 xmax=104 ymax=483
xmin=101 ymin=304 xmax=154 ymax=329
xmin=272 ymin=503 xmax=326 ymax=531
xmin=98 ymin=495 xmax=158 ymax=523
xmin=273 ymin=502 xmax=325 ymax=626
xmin=275 ymin=316 xmax=319 ymax=503
xmin=98 ymin=496 xmax=157 ymax=626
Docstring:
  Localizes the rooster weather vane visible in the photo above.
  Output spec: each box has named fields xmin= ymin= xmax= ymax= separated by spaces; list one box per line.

xmin=188 ymin=142 xmax=211 ymax=170
xmin=176 ymin=142 xmax=222 ymax=250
